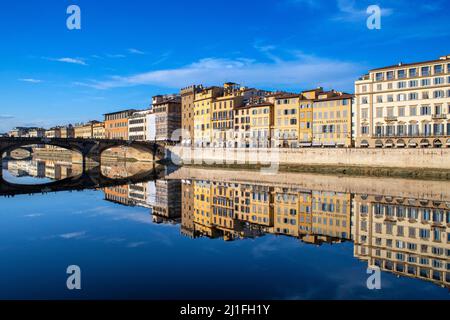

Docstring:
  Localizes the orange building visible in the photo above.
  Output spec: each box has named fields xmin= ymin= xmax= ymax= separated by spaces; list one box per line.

xmin=104 ymin=109 xmax=136 ymax=140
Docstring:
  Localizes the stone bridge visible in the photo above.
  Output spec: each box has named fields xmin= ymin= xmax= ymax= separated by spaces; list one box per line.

xmin=0 ymin=137 xmax=168 ymax=168
xmin=0 ymin=164 xmax=166 ymax=197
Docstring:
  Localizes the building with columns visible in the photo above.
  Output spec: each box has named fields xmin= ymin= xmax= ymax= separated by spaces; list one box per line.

xmin=355 ymin=55 xmax=450 ymax=148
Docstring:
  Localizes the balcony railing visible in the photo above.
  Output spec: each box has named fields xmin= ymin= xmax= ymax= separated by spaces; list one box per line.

xmin=384 ymin=116 xmax=398 ymax=122
xmin=432 ymin=114 xmax=447 ymax=120
xmin=373 ymin=133 xmax=447 ymax=138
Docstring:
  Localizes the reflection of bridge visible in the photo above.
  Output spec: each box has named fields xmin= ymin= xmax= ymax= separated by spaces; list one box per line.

xmin=0 ymin=165 xmax=165 ymax=197
xmin=0 ymin=137 xmax=167 ymax=168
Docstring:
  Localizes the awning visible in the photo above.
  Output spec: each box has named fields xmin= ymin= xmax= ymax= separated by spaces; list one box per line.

xmin=360 ymin=142 xmax=369 ymax=147
xmin=396 ymin=143 xmax=405 ymax=147
xmin=385 ymin=143 xmax=393 ymax=147
xmin=434 ymin=141 xmax=443 ymax=146
xmin=375 ymin=142 xmax=383 ymax=147
xmin=299 ymin=142 xmax=312 ymax=147
xmin=420 ymin=142 xmax=430 ymax=146
xmin=408 ymin=142 xmax=417 ymax=147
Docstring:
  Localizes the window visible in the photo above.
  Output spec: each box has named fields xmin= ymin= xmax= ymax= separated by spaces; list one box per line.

xmin=387 ymin=107 xmax=394 ymax=117
xmin=398 ymin=106 xmax=405 ymax=117
xmin=420 ymin=105 xmax=431 ymax=115
xmin=397 ymin=94 xmax=406 ymax=101
xmin=421 ymin=66 xmax=430 ymax=76
xmin=422 ymin=91 xmax=429 ymax=99
xmin=421 ymin=78 xmax=431 ymax=86
xmin=434 ymin=90 xmax=445 ymax=98
xmin=361 ymin=108 xmax=369 ymax=119
xmin=409 ymin=80 xmax=418 ymax=87
xmin=409 ymin=92 xmax=418 ymax=100
xmin=375 ymin=72 xmax=383 ymax=81
xmin=434 ymin=77 xmax=444 ymax=85
xmin=387 ymin=83 xmax=393 ymax=89
xmin=410 ymin=106 xmax=417 ymax=116
xmin=376 ymin=95 xmax=383 ymax=103
xmin=409 ymin=68 xmax=417 ymax=77
xmin=361 ymin=97 xmax=368 ymax=104
xmin=398 ymin=81 xmax=407 ymax=89
xmin=434 ymin=65 xmax=443 ymax=74
xmin=376 ymin=84 xmax=382 ymax=91
xmin=387 ymin=71 xmax=394 ymax=80
xmin=387 ymin=95 xmax=394 ymax=102
xmin=398 ymin=70 xmax=406 ymax=79
xmin=376 ymin=107 xmax=383 ymax=118
xmin=361 ymin=126 xmax=369 ymax=134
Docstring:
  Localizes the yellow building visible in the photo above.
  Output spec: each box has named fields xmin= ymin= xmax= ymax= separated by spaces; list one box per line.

xmin=298 ymin=88 xmax=323 ymax=146
xmin=312 ymin=91 xmax=354 ymax=147
xmin=93 ymin=122 xmax=105 ymax=139
xmin=193 ymin=180 xmax=214 ymax=236
xmin=233 ymin=106 xmax=252 ymax=148
xmin=249 ymin=102 xmax=273 ymax=148
xmin=271 ymin=93 xmax=301 ymax=148
xmin=194 ymin=86 xmax=223 ymax=147
xmin=212 ymin=83 xmax=243 ymax=148
xmin=311 ymin=191 xmax=352 ymax=240
xmin=271 ymin=187 xmax=302 ymax=237
xmin=74 ymin=121 xmax=101 ymax=139
xmin=211 ymin=182 xmax=236 ymax=233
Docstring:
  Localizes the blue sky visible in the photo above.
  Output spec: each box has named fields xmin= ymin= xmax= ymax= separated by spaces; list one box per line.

xmin=0 ymin=0 xmax=449 ymax=132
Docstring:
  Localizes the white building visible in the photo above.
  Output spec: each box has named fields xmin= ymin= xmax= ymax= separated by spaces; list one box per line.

xmin=355 ymin=55 xmax=450 ymax=148
xmin=147 ymin=112 xmax=156 ymax=141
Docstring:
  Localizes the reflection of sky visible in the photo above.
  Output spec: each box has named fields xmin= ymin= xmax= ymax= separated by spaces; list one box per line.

xmin=0 ymin=189 xmax=448 ymax=300
xmin=2 ymin=169 xmax=52 ymax=185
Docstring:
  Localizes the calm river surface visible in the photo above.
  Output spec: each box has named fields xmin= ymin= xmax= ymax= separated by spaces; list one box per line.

xmin=0 ymin=157 xmax=449 ymax=300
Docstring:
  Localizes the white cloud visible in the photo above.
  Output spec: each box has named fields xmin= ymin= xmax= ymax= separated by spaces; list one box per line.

xmin=0 ymin=114 xmax=15 ymax=120
xmin=75 ymin=53 xmax=364 ymax=92
xmin=128 ymin=48 xmax=145 ymax=55
xmin=106 ymin=54 xmax=126 ymax=59
xmin=18 ymin=78 xmax=43 ymax=83
xmin=50 ymin=57 xmax=87 ymax=66
xmin=59 ymin=231 xmax=87 ymax=239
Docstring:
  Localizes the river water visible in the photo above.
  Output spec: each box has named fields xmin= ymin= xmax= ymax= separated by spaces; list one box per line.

xmin=0 ymin=157 xmax=449 ymax=299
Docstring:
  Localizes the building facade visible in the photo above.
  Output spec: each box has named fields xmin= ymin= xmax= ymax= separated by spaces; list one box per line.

xmin=60 ymin=125 xmax=75 ymax=138
xmin=153 ymin=95 xmax=181 ymax=142
xmin=104 ymin=109 xmax=136 ymax=140
xmin=352 ymin=194 xmax=449 ymax=288
xmin=92 ymin=122 xmax=105 ymax=139
xmin=355 ymin=55 xmax=450 ymax=148
xmin=181 ymin=85 xmax=203 ymax=146
xmin=194 ymin=86 xmax=224 ymax=147
xmin=128 ymin=110 xmax=151 ymax=141
xmin=312 ymin=91 xmax=353 ymax=147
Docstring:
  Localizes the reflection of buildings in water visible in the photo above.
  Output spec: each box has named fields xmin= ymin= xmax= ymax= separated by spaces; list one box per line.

xmin=352 ymin=194 xmax=449 ymax=289
xmin=104 ymin=185 xmax=134 ymax=206
xmin=152 ymin=179 xmax=181 ymax=224
xmin=310 ymin=191 xmax=352 ymax=241
xmin=128 ymin=182 xmax=150 ymax=208
xmin=186 ymin=180 xmax=353 ymax=244
xmin=5 ymin=159 xmax=72 ymax=180
xmin=178 ymin=177 xmax=449 ymax=289
xmin=181 ymin=180 xmax=195 ymax=238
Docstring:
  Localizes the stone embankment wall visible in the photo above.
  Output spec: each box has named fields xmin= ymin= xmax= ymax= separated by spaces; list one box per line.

xmin=168 ymin=147 xmax=450 ymax=170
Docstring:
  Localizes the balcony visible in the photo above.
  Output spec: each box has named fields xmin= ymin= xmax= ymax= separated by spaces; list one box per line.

xmin=432 ymin=114 xmax=447 ymax=120
xmin=384 ymin=116 xmax=398 ymax=122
